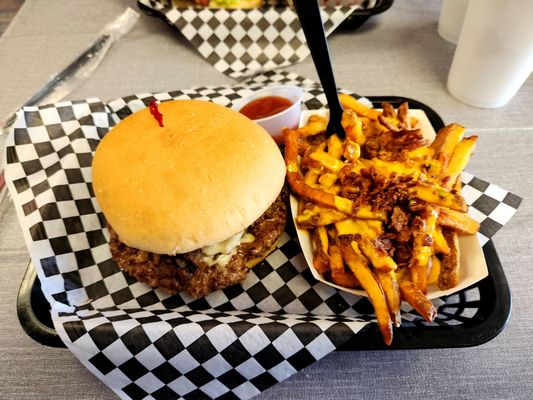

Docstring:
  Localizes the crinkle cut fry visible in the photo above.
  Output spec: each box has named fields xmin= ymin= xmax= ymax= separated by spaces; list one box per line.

xmin=340 ymin=240 xmax=393 ymax=346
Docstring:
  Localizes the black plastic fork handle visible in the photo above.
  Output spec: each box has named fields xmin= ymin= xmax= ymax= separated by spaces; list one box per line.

xmin=293 ymin=0 xmax=344 ymax=136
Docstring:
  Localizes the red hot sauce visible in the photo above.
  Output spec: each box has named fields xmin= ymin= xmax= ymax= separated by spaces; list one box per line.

xmin=239 ymin=96 xmax=293 ymax=120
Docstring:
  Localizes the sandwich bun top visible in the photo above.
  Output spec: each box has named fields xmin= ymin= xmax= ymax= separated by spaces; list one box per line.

xmin=92 ymin=99 xmax=286 ymax=255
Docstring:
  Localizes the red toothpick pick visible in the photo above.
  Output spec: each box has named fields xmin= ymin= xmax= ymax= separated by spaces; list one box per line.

xmin=149 ymin=99 xmax=164 ymax=127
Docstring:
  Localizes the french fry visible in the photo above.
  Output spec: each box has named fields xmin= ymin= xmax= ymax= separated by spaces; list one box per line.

xmin=433 ymin=225 xmax=450 ymax=254
xmin=342 ymin=109 xmax=366 ymax=145
xmin=340 ymin=241 xmax=393 ymax=346
xmin=335 ymin=218 xmax=382 ymax=237
xmin=311 ymin=227 xmax=330 ymax=275
xmin=299 ymin=114 xmax=328 ymax=137
xmin=409 ymin=183 xmax=467 ymax=212
xmin=343 ymin=140 xmax=361 ymax=162
xmin=354 ymin=158 xmax=421 ymax=179
xmin=410 ymin=208 xmax=438 ymax=294
xmin=329 ymin=244 xmax=359 ymax=288
xmin=335 ymin=219 xmax=397 ymax=271
xmin=296 ymin=204 xmax=349 ymax=229
xmin=360 ymin=238 xmax=398 ymax=272
xmin=442 ymin=136 xmax=478 ymax=189
xmin=327 ymin=134 xmax=344 ymax=159
xmin=430 ymin=123 xmax=465 ymax=168
xmin=339 ymin=93 xmax=380 ymax=120
xmin=303 ymin=168 xmax=321 ymax=186
xmin=318 ymin=171 xmax=338 ymax=189
xmin=375 ymin=269 xmax=402 ymax=327
xmin=309 ymin=149 xmax=345 ymax=173
xmin=428 ymin=255 xmax=441 ymax=285
xmin=438 ymin=207 xmax=480 ymax=235
xmin=438 ymin=228 xmax=460 ymax=290
xmin=398 ymin=280 xmax=437 ymax=323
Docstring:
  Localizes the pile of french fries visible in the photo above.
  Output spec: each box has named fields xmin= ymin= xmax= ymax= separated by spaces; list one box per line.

xmin=283 ymin=93 xmax=480 ymax=345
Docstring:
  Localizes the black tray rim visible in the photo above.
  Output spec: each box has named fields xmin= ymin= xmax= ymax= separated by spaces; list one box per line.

xmin=16 ymin=95 xmax=511 ymax=350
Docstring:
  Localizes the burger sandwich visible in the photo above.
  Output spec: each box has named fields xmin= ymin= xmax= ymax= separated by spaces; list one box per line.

xmin=92 ymin=100 xmax=287 ymax=298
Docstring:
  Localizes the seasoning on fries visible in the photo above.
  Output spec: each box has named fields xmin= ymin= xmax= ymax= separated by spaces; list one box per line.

xmin=283 ymin=95 xmax=480 ymax=345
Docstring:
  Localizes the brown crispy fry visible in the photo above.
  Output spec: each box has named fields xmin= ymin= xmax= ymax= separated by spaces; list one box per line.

xmin=430 ymin=123 xmax=465 ymax=168
xmin=340 ymin=241 xmax=393 ymax=345
xmin=398 ymin=280 xmax=437 ymax=323
xmin=329 ymin=244 xmax=359 ymax=288
xmin=375 ymin=269 xmax=402 ymax=328
xmin=438 ymin=228 xmax=460 ymax=290
xmin=438 ymin=207 xmax=480 ymax=235
xmin=311 ymin=227 xmax=330 ymax=275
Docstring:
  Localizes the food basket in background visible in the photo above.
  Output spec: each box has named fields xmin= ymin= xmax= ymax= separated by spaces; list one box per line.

xmin=136 ymin=0 xmax=394 ymax=77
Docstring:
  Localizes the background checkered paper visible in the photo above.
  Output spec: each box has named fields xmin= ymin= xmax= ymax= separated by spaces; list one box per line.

xmin=137 ymin=0 xmax=373 ymax=78
xmin=4 ymin=71 xmax=521 ymax=400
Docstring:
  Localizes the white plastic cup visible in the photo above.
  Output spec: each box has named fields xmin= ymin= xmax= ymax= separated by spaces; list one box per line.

xmin=232 ymin=85 xmax=304 ymax=144
xmin=438 ymin=0 xmax=469 ymax=44
xmin=447 ymin=0 xmax=533 ymax=108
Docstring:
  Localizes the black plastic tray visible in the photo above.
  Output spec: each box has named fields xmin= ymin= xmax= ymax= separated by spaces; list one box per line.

xmin=16 ymin=96 xmax=511 ymax=349
xmin=137 ymin=0 xmax=394 ymax=32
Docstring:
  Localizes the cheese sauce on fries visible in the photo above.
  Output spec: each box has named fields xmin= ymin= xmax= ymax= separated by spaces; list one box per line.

xmin=283 ymin=94 xmax=479 ymax=345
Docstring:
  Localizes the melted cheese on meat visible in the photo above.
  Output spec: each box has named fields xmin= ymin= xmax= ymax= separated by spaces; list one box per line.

xmin=201 ymin=231 xmax=255 ymax=267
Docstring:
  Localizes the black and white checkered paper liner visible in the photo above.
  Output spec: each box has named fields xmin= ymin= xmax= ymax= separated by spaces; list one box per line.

xmin=137 ymin=0 xmax=369 ymax=78
xmin=4 ymin=71 xmax=522 ymax=400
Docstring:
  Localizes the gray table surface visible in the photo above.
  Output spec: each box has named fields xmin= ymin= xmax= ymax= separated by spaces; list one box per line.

xmin=1 ymin=0 xmax=532 ymax=399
